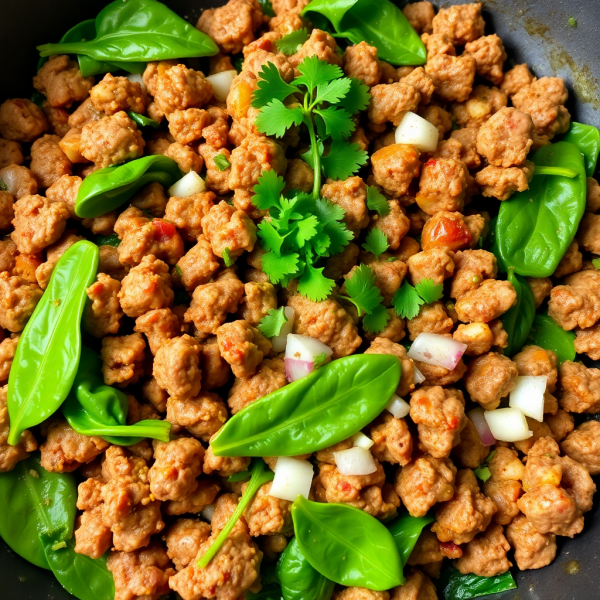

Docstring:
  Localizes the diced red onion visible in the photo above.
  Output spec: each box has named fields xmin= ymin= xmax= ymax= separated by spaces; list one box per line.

xmin=385 ymin=394 xmax=410 ymax=419
xmin=284 ymin=358 xmax=313 ymax=382
xmin=285 ymin=334 xmax=333 ymax=362
xmin=352 ymin=431 xmax=374 ymax=450
xmin=509 ymin=376 xmax=547 ymax=422
xmin=408 ymin=333 xmax=467 ymax=370
xmin=271 ymin=307 xmax=295 ymax=353
xmin=484 ymin=408 xmax=532 ymax=443
xmin=413 ymin=364 xmax=426 ymax=384
xmin=334 ymin=447 xmax=377 ymax=476
xmin=269 ymin=457 xmax=313 ymax=502
xmin=467 ymin=407 xmax=496 ymax=446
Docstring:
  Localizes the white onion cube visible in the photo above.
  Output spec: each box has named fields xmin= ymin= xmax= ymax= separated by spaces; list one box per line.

xmin=269 ymin=457 xmax=313 ymax=502
xmin=126 ymin=73 xmax=145 ymax=89
xmin=385 ymin=394 xmax=410 ymax=419
xmin=352 ymin=431 xmax=375 ymax=450
xmin=207 ymin=70 xmax=237 ymax=102
xmin=413 ymin=364 xmax=426 ymax=384
xmin=509 ymin=376 xmax=547 ymax=422
xmin=395 ymin=112 xmax=440 ymax=152
xmin=408 ymin=333 xmax=467 ymax=370
xmin=334 ymin=447 xmax=377 ymax=476
xmin=168 ymin=171 xmax=206 ymax=198
xmin=285 ymin=334 xmax=332 ymax=362
xmin=201 ymin=503 xmax=216 ymax=522
xmin=271 ymin=307 xmax=295 ymax=353
xmin=484 ymin=408 xmax=532 ymax=442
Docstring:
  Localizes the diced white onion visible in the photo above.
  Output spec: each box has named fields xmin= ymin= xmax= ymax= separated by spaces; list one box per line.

xmin=484 ymin=408 xmax=532 ymax=442
xmin=201 ymin=503 xmax=216 ymax=522
xmin=413 ymin=364 xmax=426 ymax=384
xmin=509 ymin=376 xmax=547 ymax=422
xmin=385 ymin=394 xmax=410 ymax=419
xmin=395 ymin=111 xmax=439 ymax=152
xmin=408 ymin=333 xmax=467 ymax=370
xmin=467 ymin=407 xmax=496 ymax=446
xmin=284 ymin=358 xmax=314 ymax=382
xmin=0 ymin=168 xmax=20 ymax=197
xmin=271 ymin=307 xmax=295 ymax=353
xmin=168 ymin=171 xmax=206 ymax=198
xmin=127 ymin=73 xmax=146 ymax=90
xmin=285 ymin=334 xmax=332 ymax=362
xmin=269 ymin=457 xmax=314 ymax=502
xmin=334 ymin=447 xmax=377 ymax=476
xmin=207 ymin=70 xmax=237 ymax=102
xmin=352 ymin=431 xmax=374 ymax=450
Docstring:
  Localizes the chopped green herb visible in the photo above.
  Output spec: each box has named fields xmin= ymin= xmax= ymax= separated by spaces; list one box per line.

xmin=94 ymin=233 xmax=120 ymax=247
xmin=232 ymin=54 xmax=244 ymax=73
xmin=257 ymin=307 xmax=288 ymax=338
xmin=312 ymin=352 xmax=329 ymax=369
xmin=568 ymin=16 xmax=578 ymax=27
xmin=31 ymin=91 xmax=46 ymax=108
xmin=338 ymin=78 xmax=371 ymax=115
xmin=344 ymin=264 xmax=384 ymax=317
xmin=361 ymin=229 xmax=390 ymax=257
xmin=592 ymin=258 xmax=600 ymax=270
xmin=276 ymin=28 xmax=309 ymax=55
xmin=174 ymin=265 xmax=183 ymax=276
xmin=127 ymin=111 xmax=160 ymax=129
xmin=222 ymin=247 xmax=234 ymax=267
xmin=258 ymin=0 xmax=275 ymax=17
xmin=366 ymin=186 xmax=390 ymax=216
xmin=321 ymin=139 xmax=368 ymax=181
xmin=414 ymin=278 xmax=444 ymax=304
xmin=363 ymin=303 xmax=391 ymax=334
xmin=0 ymin=178 xmax=7 ymax=192
xmin=213 ymin=153 xmax=231 ymax=171
xmin=392 ymin=281 xmax=424 ymax=320
xmin=473 ymin=450 xmax=495 ymax=483
xmin=386 ymin=257 xmax=398 ymax=262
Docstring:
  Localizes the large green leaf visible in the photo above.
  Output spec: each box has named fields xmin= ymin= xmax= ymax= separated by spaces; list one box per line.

xmin=501 ymin=270 xmax=536 ymax=357
xmin=526 ymin=313 xmax=576 ymax=364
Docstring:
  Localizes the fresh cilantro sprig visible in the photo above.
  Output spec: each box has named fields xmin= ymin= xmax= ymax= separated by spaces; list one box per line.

xmin=392 ymin=278 xmax=444 ymax=319
xmin=276 ymin=28 xmax=309 ymax=55
xmin=340 ymin=264 xmax=390 ymax=334
xmin=361 ymin=229 xmax=389 ymax=256
xmin=214 ymin=154 xmax=231 ymax=171
xmin=257 ymin=307 xmax=288 ymax=338
xmin=366 ymin=186 xmax=390 ymax=216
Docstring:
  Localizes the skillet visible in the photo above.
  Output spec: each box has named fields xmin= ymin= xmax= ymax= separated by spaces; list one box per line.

xmin=0 ymin=0 xmax=599 ymax=598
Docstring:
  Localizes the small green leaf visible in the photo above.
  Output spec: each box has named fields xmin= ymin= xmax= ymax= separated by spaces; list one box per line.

xmin=415 ymin=278 xmax=444 ymax=304
xmin=252 ymin=62 xmax=300 ymax=108
xmin=276 ymin=28 xmax=309 ymax=55
xmin=473 ymin=465 xmax=491 ymax=483
xmin=257 ymin=220 xmax=287 ymax=254
xmin=321 ymin=140 xmax=368 ymax=180
xmin=361 ymin=229 xmax=389 ymax=256
xmin=313 ymin=352 xmax=328 ymax=369
xmin=338 ymin=78 xmax=370 ymax=115
xmin=392 ymin=281 xmax=424 ymax=320
xmin=127 ymin=111 xmax=160 ymax=129
xmin=294 ymin=55 xmax=343 ymax=92
xmin=258 ymin=0 xmax=276 ymax=17
xmin=255 ymin=100 xmax=305 ymax=138
xmin=363 ymin=303 xmax=391 ymax=334
xmin=314 ymin=78 xmax=352 ymax=105
xmin=252 ymin=170 xmax=285 ymax=210
xmin=31 ymin=91 xmax=46 ymax=108
xmin=262 ymin=251 xmax=300 ymax=285
xmin=298 ymin=262 xmax=335 ymax=302
xmin=222 ymin=247 xmax=234 ymax=267
xmin=258 ymin=307 xmax=289 ymax=338
xmin=593 ymin=258 xmax=600 ymax=270
xmin=367 ymin=186 xmax=390 ymax=215
xmin=213 ymin=153 xmax=231 ymax=171
xmin=94 ymin=233 xmax=120 ymax=247
xmin=314 ymin=107 xmax=355 ymax=141
xmin=345 ymin=264 xmax=384 ymax=316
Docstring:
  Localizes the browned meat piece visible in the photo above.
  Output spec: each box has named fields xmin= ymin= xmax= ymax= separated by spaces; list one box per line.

xmin=559 ymin=360 xmax=600 ymax=413
xmin=421 ymin=32 xmax=456 ymax=59
xmin=395 ymin=455 xmax=456 ymax=517
xmin=432 ymin=469 xmax=497 ymax=545
xmin=0 ymin=138 xmax=24 ymax=169
xmin=500 ymin=64 xmax=534 ymax=97
xmin=463 ymin=34 xmax=507 ymax=85
xmin=416 ymin=158 xmax=469 ymax=215
xmin=243 ymin=481 xmax=292 ymax=536
xmin=476 ymin=107 xmax=534 ymax=167
xmin=154 ymin=334 xmax=201 ymax=400
xmin=453 ymin=418 xmax=490 ymax=469
xmin=402 ymin=1 xmax=435 ymax=34
xmin=33 ymin=55 xmax=93 ymax=108
xmin=201 ymin=201 xmax=257 ymax=259
xmin=0 ymin=164 xmax=38 ymax=199
xmin=554 ymin=240 xmax=583 ymax=279
xmin=548 ymin=270 xmax=600 ymax=331
xmin=483 ymin=447 xmax=524 ymax=526
xmin=432 ymin=2 xmax=485 ymax=44
xmin=176 ymin=236 xmax=220 ymax=293
xmin=450 ymin=250 xmax=497 ymax=300
xmin=163 ymin=478 xmax=221 ymax=516
xmin=74 ymin=478 xmax=112 ymax=560
xmin=425 ymin=54 xmax=476 ymax=103
xmin=465 ymin=352 xmax=518 ymax=411
xmin=0 ymin=335 xmax=19 ymax=383
xmin=90 ymin=73 xmax=146 ymax=116
xmin=101 ymin=333 xmax=146 ymax=387
xmin=83 ymin=273 xmax=123 ymax=338
xmin=407 ymin=302 xmax=453 ymax=341
xmin=455 ymin=279 xmax=517 ymax=323
xmin=451 ymin=85 xmax=507 ymax=130
xmin=452 ymin=322 xmax=493 ymax=356
xmin=0 ymin=385 xmax=37 ymax=472
xmin=506 ymin=513 xmax=557 ymax=571
xmin=217 ymin=320 xmax=271 ymax=378
xmin=166 ymin=519 xmax=211 ymax=571
xmin=130 ymin=182 xmax=168 ymax=218
xmin=561 ymin=421 xmax=600 ymax=475
xmin=456 ymin=524 xmax=512 ymax=577
xmin=0 ymin=99 xmax=48 ymax=142
xmin=513 ymin=345 xmax=558 ymax=392
xmin=343 ymin=42 xmax=382 ymax=87
xmin=0 ymin=272 xmax=43 ymax=332
xmin=407 ymin=247 xmax=455 ymax=286
xmin=29 ymin=134 xmax=72 ymax=189
xmin=289 ymin=28 xmax=343 ymax=68
xmin=134 ymin=308 xmax=180 ymax=355
xmin=321 ymin=177 xmax=369 ymax=234
xmin=364 ymin=337 xmax=415 ymax=397
xmin=368 ymin=200 xmax=411 ymax=250
xmin=369 ymin=413 xmax=413 ymax=466
xmin=371 ymin=145 xmax=421 ymax=198
xmin=167 ymin=391 xmax=228 ymax=442
xmin=368 ymin=82 xmax=420 ymax=126
xmin=165 ymin=191 xmax=215 ymax=242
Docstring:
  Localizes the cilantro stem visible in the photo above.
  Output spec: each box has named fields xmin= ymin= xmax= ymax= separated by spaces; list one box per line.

xmin=304 ymin=112 xmax=322 ymax=199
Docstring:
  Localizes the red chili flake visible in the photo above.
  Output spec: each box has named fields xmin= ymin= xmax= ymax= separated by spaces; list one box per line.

xmin=153 ymin=219 xmax=176 ymax=242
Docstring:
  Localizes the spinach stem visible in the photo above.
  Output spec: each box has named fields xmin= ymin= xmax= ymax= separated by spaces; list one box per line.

xmin=197 ymin=459 xmax=274 ymax=568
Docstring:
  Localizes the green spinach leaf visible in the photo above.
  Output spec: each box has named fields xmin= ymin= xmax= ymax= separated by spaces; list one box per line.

xmin=387 ymin=511 xmax=434 ymax=568
xmin=62 ymin=347 xmax=171 ymax=445
xmin=0 ymin=454 xmax=77 ymax=570
xmin=438 ymin=565 xmax=516 ymax=600
xmin=496 ymin=141 xmax=586 ymax=277
xmin=211 ymin=354 xmax=401 ymax=457
xmin=559 ymin=121 xmax=600 ymax=176
xmin=525 ymin=313 xmax=576 ymax=364
xmin=292 ymin=496 xmax=403 ymax=590
xmin=42 ymin=537 xmax=115 ymax=600
xmin=75 ymin=155 xmax=181 ymax=218
xmin=8 ymin=241 xmax=99 ymax=444
xmin=303 ymin=0 xmax=426 ymax=66
xmin=501 ymin=269 xmax=535 ymax=356
xmin=38 ymin=0 xmax=218 ymax=62
xmin=277 ymin=538 xmax=334 ymax=600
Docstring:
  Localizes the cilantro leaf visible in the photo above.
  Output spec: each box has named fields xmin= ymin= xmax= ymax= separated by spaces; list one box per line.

xmin=276 ymin=28 xmax=309 ymax=55
xmin=255 ymin=99 xmax=304 ymax=138
xmin=252 ymin=170 xmax=285 ymax=210
xmin=338 ymin=77 xmax=371 ymax=115
xmin=345 ymin=264 xmax=384 ymax=317
xmin=473 ymin=465 xmax=491 ymax=483
xmin=262 ymin=251 xmax=300 ymax=285
xmin=367 ymin=186 xmax=390 ymax=216
xmin=294 ymin=55 xmax=343 ymax=92
xmin=314 ymin=107 xmax=355 ymax=141
xmin=0 ymin=178 xmax=7 ymax=192
xmin=392 ymin=281 xmax=424 ymax=320
xmin=257 ymin=220 xmax=287 ymax=254
xmin=222 ymin=248 xmax=234 ymax=267
xmin=257 ymin=307 xmax=289 ymax=338
xmin=361 ymin=229 xmax=389 ymax=256
xmin=321 ymin=140 xmax=368 ymax=181
xmin=298 ymin=262 xmax=335 ymax=301
xmin=213 ymin=154 xmax=231 ymax=171
xmin=415 ymin=278 xmax=444 ymax=304
xmin=312 ymin=198 xmax=353 ymax=256
xmin=293 ymin=215 xmax=319 ymax=246
xmin=252 ymin=62 xmax=300 ymax=109
xmin=314 ymin=78 xmax=352 ymax=105
xmin=313 ymin=352 xmax=329 ymax=368
xmin=363 ymin=304 xmax=391 ymax=334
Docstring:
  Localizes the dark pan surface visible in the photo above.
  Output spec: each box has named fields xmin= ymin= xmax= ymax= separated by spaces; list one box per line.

xmin=0 ymin=0 xmax=599 ymax=598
